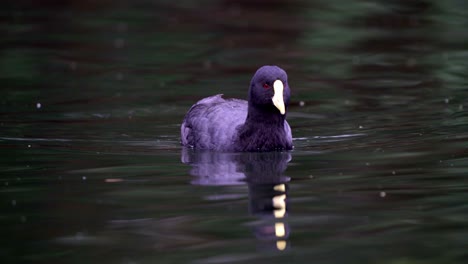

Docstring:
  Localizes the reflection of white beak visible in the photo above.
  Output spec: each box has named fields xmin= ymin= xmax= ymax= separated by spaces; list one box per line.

xmin=272 ymin=80 xmax=285 ymax=115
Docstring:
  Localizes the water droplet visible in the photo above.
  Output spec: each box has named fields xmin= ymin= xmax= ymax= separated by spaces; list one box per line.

xmin=365 ymin=162 xmax=370 ymax=166
xmin=380 ymin=191 xmax=386 ymax=198
xmin=75 ymin=232 xmax=84 ymax=240
xmin=459 ymin=104 xmax=464 ymax=111
xmin=70 ymin=61 xmax=77 ymax=71
xmin=445 ymin=98 xmax=450 ymax=104
xmin=115 ymin=72 xmax=124 ymax=81
xmin=105 ymin=178 xmax=124 ymax=183
xmin=203 ymin=60 xmax=212 ymax=69
xmin=116 ymin=22 xmax=128 ymax=32
xmin=36 ymin=102 xmax=41 ymax=109
xmin=82 ymin=176 xmax=87 ymax=181
xmin=406 ymin=58 xmax=416 ymax=67
xmin=299 ymin=101 xmax=305 ymax=107
xmin=27 ymin=145 xmax=31 ymax=148
xmin=309 ymin=175 xmax=314 ymax=179
xmin=392 ymin=171 xmax=396 ymax=175
xmin=114 ymin=38 xmax=125 ymax=48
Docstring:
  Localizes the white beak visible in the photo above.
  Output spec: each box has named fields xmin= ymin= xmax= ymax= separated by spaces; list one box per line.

xmin=272 ymin=80 xmax=285 ymax=115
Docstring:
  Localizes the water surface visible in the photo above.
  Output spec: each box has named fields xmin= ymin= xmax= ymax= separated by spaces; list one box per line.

xmin=2 ymin=0 xmax=468 ymax=263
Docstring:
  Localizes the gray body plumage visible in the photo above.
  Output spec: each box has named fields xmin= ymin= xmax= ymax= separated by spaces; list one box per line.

xmin=181 ymin=94 xmax=292 ymax=151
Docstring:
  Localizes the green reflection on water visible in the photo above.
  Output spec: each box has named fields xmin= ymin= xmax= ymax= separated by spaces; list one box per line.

xmin=1 ymin=0 xmax=468 ymax=263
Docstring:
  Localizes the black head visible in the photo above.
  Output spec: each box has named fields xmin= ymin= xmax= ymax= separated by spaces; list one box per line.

xmin=248 ymin=65 xmax=290 ymax=115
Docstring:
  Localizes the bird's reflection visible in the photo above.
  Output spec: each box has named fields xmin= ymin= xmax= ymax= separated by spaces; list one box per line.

xmin=182 ymin=149 xmax=291 ymax=251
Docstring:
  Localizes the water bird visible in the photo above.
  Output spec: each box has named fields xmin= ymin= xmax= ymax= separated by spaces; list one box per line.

xmin=181 ymin=65 xmax=293 ymax=151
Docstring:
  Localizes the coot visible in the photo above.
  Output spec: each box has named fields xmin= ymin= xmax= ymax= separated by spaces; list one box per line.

xmin=181 ymin=65 xmax=293 ymax=152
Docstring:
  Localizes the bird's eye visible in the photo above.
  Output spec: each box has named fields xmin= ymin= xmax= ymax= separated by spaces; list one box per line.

xmin=263 ymin=83 xmax=270 ymax=89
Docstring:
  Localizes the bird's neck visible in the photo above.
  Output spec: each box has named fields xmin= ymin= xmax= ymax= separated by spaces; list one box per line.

xmin=235 ymin=104 xmax=289 ymax=151
xmin=245 ymin=103 xmax=285 ymax=127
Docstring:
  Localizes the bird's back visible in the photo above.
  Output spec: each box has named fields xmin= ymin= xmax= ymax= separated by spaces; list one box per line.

xmin=181 ymin=95 xmax=248 ymax=151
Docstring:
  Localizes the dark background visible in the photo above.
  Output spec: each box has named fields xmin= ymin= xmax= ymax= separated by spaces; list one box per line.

xmin=1 ymin=0 xmax=468 ymax=263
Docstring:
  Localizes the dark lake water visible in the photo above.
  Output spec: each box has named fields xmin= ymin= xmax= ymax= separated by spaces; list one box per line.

xmin=2 ymin=0 xmax=468 ymax=263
